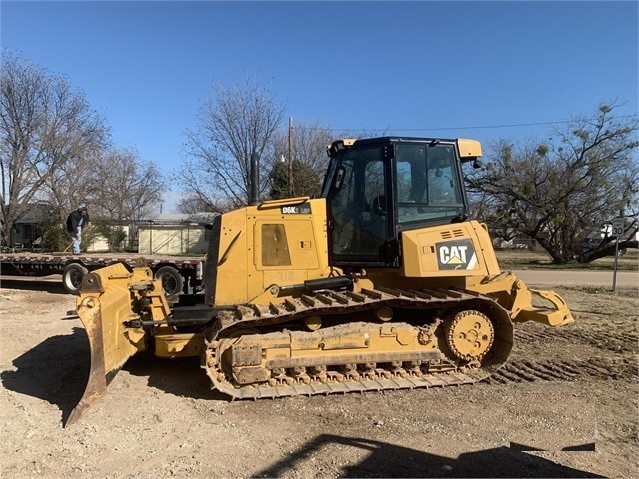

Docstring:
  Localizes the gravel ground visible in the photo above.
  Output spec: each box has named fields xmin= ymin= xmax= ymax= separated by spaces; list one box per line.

xmin=0 ymin=272 xmax=637 ymax=478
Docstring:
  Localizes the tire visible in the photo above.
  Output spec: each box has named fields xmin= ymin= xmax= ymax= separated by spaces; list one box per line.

xmin=154 ymin=266 xmax=184 ymax=296
xmin=62 ymin=263 xmax=88 ymax=295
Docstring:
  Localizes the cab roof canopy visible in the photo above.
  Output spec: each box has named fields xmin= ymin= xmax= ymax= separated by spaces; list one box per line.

xmin=327 ymin=137 xmax=481 ymax=161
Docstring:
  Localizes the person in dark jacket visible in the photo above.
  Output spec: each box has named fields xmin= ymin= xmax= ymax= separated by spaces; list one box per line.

xmin=66 ymin=205 xmax=89 ymax=254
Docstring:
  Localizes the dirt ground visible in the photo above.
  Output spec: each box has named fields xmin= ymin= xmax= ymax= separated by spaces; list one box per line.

xmin=1 ymin=272 xmax=637 ymax=479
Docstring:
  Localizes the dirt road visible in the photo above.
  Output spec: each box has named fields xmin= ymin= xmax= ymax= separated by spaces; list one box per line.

xmin=1 ymin=273 xmax=637 ymax=478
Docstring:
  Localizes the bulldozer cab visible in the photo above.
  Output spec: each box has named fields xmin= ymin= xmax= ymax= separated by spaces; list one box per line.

xmin=322 ymin=137 xmax=473 ymax=268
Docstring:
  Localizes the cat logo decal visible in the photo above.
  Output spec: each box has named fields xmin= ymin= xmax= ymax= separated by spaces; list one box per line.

xmin=436 ymin=239 xmax=477 ymax=270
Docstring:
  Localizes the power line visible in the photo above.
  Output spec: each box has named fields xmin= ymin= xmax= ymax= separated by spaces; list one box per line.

xmin=299 ymin=114 xmax=639 ymax=133
xmin=382 ymin=114 xmax=639 ymax=132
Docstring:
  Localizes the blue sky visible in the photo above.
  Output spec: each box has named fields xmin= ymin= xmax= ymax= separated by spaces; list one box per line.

xmin=2 ymin=1 xmax=638 ymax=211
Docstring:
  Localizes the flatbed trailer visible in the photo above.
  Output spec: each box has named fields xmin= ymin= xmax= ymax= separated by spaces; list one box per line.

xmin=0 ymin=252 xmax=204 ymax=295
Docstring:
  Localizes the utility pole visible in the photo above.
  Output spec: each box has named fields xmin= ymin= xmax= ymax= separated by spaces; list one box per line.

xmin=288 ymin=117 xmax=294 ymax=197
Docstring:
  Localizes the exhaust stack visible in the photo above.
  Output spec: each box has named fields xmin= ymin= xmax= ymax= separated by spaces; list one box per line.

xmin=249 ymin=152 xmax=259 ymax=206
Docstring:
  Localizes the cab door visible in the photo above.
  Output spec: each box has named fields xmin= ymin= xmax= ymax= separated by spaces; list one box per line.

xmin=326 ymin=145 xmax=394 ymax=266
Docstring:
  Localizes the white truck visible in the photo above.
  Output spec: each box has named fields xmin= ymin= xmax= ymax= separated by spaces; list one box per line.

xmin=0 ymin=252 xmax=204 ymax=295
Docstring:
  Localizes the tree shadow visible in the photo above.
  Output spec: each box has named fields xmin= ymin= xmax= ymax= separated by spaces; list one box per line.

xmin=255 ymin=434 xmax=604 ymax=478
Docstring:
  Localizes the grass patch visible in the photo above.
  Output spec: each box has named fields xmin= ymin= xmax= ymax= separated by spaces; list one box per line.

xmin=496 ymin=248 xmax=638 ymax=271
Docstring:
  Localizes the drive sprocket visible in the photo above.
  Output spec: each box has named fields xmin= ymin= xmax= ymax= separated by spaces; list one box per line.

xmin=444 ymin=310 xmax=494 ymax=361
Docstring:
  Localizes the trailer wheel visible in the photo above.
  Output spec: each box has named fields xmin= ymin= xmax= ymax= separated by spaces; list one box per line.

xmin=62 ymin=263 xmax=88 ymax=295
xmin=154 ymin=266 xmax=184 ymax=296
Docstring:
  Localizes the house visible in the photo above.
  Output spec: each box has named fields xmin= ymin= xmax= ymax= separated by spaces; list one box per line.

xmin=137 ymin=212 xmax=218 ymax=255
xmin=85 ymin=222 xmax=131 ymax=253
xmin=8 ymin=204 xmax=59 ymax=249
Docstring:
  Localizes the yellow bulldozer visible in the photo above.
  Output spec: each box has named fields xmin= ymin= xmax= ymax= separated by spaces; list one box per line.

xmin=68 ymin=136 xmax=573 ymax=425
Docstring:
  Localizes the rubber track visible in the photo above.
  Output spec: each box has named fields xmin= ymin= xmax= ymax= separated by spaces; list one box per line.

xmin=203 ymin=287 xmax=513 ymax=399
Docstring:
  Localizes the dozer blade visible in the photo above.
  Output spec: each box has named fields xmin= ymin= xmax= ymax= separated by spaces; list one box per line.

xmin=66 ymin=295 xmax=109 ymax=426
xmin=66 ymin=264 xmax=151 ymax=426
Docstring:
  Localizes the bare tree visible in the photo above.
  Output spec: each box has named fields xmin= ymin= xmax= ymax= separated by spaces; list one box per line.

xmin=33 ymin=144 xmax=163 ymax=247
xmin=0 ymin=50 xmax=108 ymax=246
xmin=90 ymin=148 xmax=164 ymax=222
xmin=467 ymin=103 xmax=638 ymax=263
xmin=43 ymin=147 xmax=103 ymax=216
xmin=178 ymin=75 xmax=285 ymax=208
xmin=176 ymin=193 xmax=233 ymax=214
xmin=43 ymin=147 xmax=164 ymax=250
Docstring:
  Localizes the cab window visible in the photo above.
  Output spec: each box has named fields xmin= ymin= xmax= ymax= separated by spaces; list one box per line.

xmin=395 ymin=143 xmax=463 ymax=225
